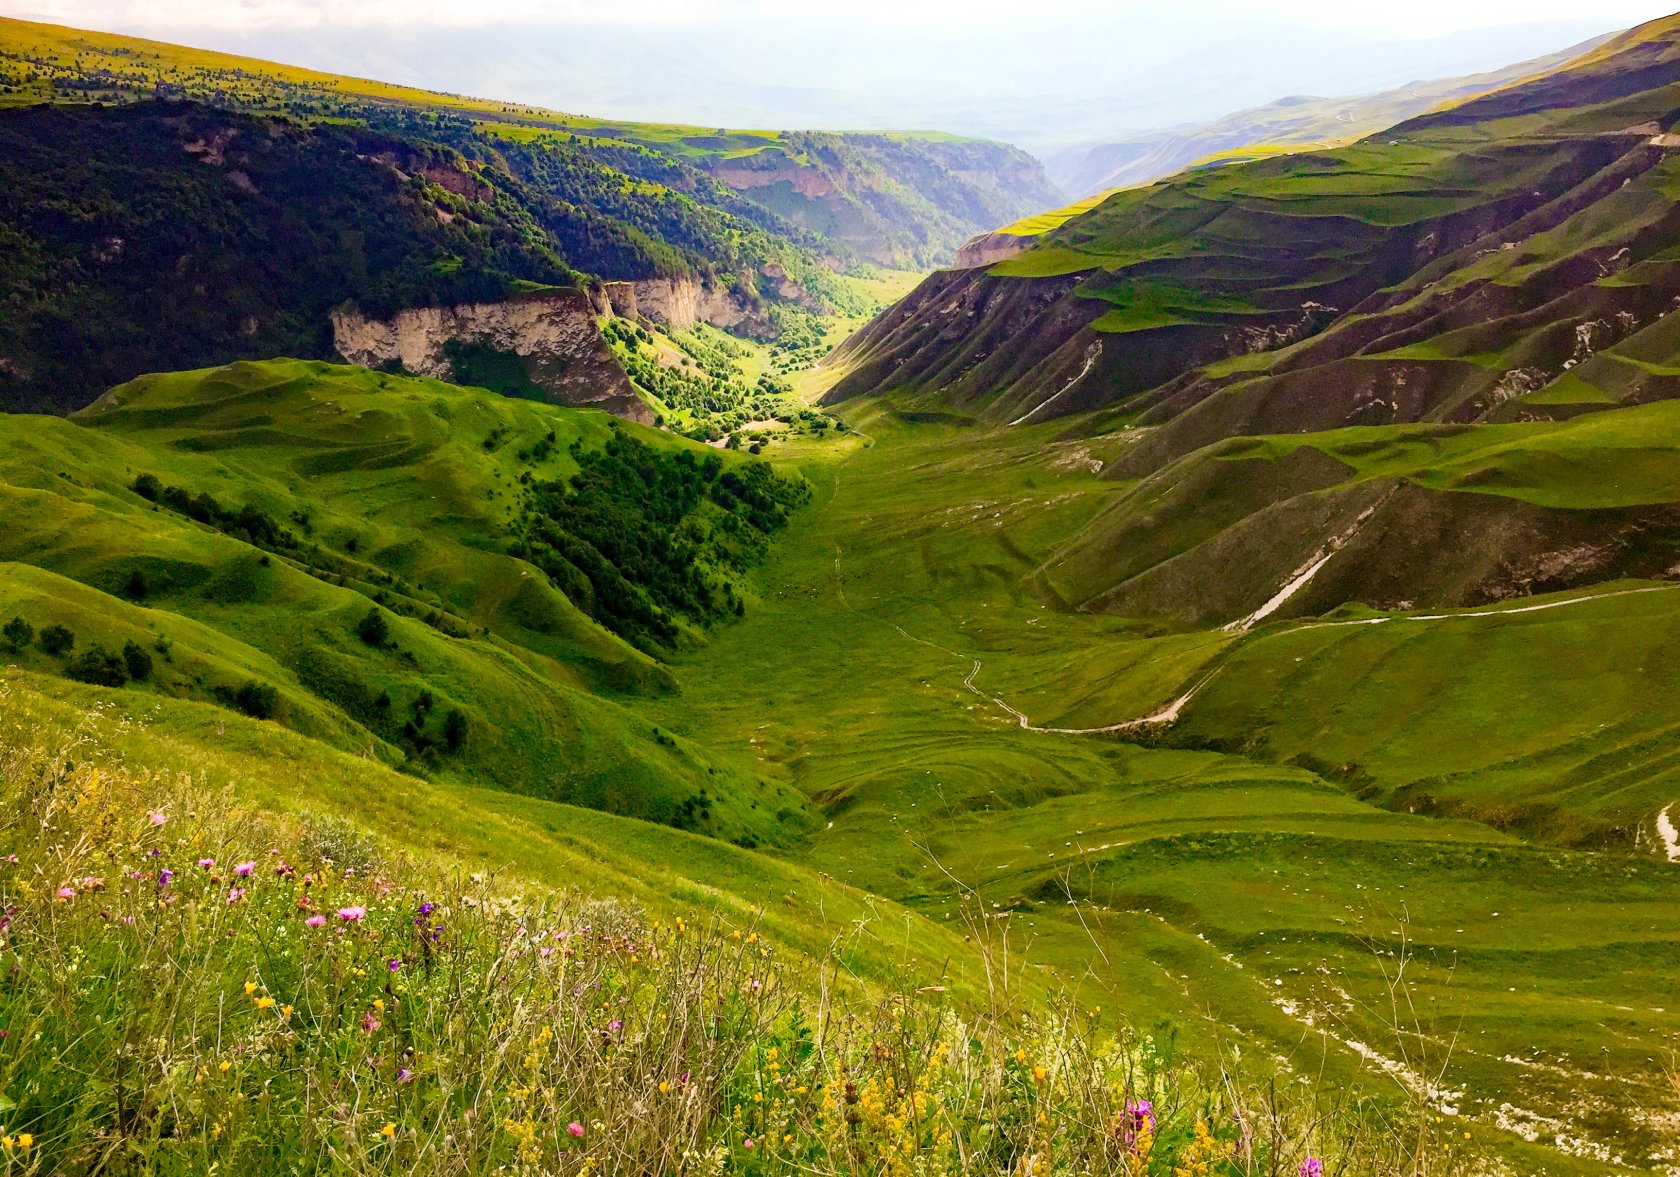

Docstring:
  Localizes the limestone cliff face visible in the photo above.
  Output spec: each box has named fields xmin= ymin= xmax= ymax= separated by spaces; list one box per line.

xmin=590 ymin=273 xmax=798 ymax=340
xmin=331 ymin=289 xmax=650 ymax=423
xmin=955 ymin=231 xmax=1032 ymax=268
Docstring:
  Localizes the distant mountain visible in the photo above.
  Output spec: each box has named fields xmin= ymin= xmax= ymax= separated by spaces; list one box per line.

xmin=0 ymin=17 xmax=1058 ymax=270
xmin=1042 ymin=35 xmax=1615 ymax=199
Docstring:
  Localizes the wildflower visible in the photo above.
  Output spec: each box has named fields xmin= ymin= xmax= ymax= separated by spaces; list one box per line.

xmin=227 ymin=888 xmax=246 ymax=905
xmin=387 ymin=958 xmax=402 ymax=972
xmin=281 ymin=1004 xmax=294 ymax=1019
xmin=567 ymin=1122 xmax=585 ymax=1138
xmin=54 ymin=886 xmax=76 ymax=901
xmin=274 ymin=862 xmax=294 ymax=878
xmin=1032 ymin=1064 xmax=1047 ymax=1083
xmin=338 ymin=905 xmax=366 ymax=922
xmin=81 ymin=876 xmax=105 ymax=891
xmin=361 ymin=1011 xmax=380 ymax=1033
xmin=396 ymin=1068 xmax=414 ymax=1084
xmin=305 ymin=914 xmax=326 ymax=928
xmin=380 ymin=1122 xmax=396 ymax=1139
xmin=15 ymin=1134 xmax=30 ymax=1149
xmin=234 ymin=861 xmax=256 ymax=877
xmin=219 ymin=1061 xmax=231 ymax=1073
xmin=418 ymin=902 xmax=436 ymax=916
xmin=1300 ymin=1161 xmax=1324 ymax=1177
xmin=607 ymin=1019 xmax=623 ymax=1034
xmin=147 ymin=810 xmax=167 ymax=826
xmin=1120 ymin=1098 xmax=1155 ymax=1149
xmin=198 ymin=858 xmax=215 ymax=869
xmin=244 ymin=981 xmax=258 ymax=996
xmin=255 ymin=996 xmax=275 ymax=1010
xmin=157 ymin=869 xmax=173 ymax=887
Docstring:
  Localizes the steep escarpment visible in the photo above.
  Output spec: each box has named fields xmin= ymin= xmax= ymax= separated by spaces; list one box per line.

xmin=331 ymin=290 xmax=649 ymax=423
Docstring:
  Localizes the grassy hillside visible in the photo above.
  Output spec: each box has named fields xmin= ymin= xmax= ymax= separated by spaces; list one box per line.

xmin=0 ymin=16 xmax=1059 ymax=270
xmin=0 ymin=359 xmax=820 ymax=846
xmin=829 ymin=10 xmax=1680 ymax=446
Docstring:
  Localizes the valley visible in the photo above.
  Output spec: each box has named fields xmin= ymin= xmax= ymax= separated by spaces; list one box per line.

xmin=4 ymin=7 xmax=1680 ymax=1175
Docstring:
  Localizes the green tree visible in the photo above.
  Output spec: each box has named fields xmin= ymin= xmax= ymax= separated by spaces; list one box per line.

xmin=65 ymin=645 xmax=127 ymax=687
xmin=232 ymin=680 xmax=280 ymax=720
xmin=121 ymin=639 xmax=153 ymax=681
xmin=1 ymin=616 xmax=32 ymax=653
xmin=355 ymin=607 xmax=390 ymax=647
xmin=124 ymin=568 xmax=149 ymax=600
xmin=39 ymin=625 xmax=74 ymax=656
xmin=443 ymin=707 xmax=469 ymax=752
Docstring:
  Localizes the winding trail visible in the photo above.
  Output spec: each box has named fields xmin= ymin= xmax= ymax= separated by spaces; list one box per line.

xmin=1009 ymin=343 xmax=1102 ymax=427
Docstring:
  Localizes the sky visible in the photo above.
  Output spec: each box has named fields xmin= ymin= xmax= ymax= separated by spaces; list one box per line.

xmin=6 ymin=0 xmax=1677 ymax=31
xmin=4 ymin=1 xmax=1677 ymax=150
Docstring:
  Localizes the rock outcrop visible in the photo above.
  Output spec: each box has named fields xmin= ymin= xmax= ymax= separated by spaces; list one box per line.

xmin=332 ymin=289 xmax=650 ymax=423
xmin=954 ymin=231 xmax=1032 ymax=268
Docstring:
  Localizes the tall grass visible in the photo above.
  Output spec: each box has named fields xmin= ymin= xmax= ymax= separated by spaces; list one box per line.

xmin=0 ymin=691 xmax=1456 ymax=1174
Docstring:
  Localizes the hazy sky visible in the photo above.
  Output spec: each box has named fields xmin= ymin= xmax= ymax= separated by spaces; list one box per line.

xmin=5 ymin=2 xmax=1675 ymax=150
xmin=7 ymin=0 xmax=1678 ymax=32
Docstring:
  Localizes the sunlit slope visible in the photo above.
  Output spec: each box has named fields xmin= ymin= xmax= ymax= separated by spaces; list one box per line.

xmin=829 ymin=15 xmax=1680 ymax=447
xmin=643 ymin=402 xmax=1680 ymax=1170
xmin=0 ymin=359 xmax=813 ymax=843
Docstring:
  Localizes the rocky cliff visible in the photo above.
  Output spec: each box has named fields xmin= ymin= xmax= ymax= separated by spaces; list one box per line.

xmin=332 ymin=289 xmax=651 ymax=424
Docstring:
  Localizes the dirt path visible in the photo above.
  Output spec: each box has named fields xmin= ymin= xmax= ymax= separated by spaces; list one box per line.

xmin=1008 ymin=343 xmax=1102 ymax=427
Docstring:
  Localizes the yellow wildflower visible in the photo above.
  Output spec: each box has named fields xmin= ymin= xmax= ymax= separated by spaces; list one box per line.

xmin=380 ymin=1122 xmax=396 ymax=1139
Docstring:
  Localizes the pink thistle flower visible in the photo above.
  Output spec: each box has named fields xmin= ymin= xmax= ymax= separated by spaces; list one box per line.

xmin=360 ymin=1011 xmax=380 ymax=1033
xmin=396 ymin=1067 xmax=414 ymax=1084
xmin=337 ymin=905 xmax=366 ymax=922
xmin=566 ymin=1122 xmax=585 ymax=1138
xmin=147 ymin=810 xmax=167 ymax=826
xmin=55 ymin=885 xmax=76 ymax=901
xmin=197 ymin=858 xmax=215 ymax=869
xmin=234 ymin=861 xmax=256 ymax=877
xmin=306 ymin=914 xmax=327 ymax=927
xmin=227 ymin=888 xmax=246 ymax=905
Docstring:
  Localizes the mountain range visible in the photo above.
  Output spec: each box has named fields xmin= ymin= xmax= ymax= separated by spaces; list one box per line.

xmin=5 ymin=8 xmax=1680 ymax=1173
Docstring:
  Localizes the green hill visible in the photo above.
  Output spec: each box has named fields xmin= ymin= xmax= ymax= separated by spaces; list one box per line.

xmin=0 ymin=16 xmax=1059 ymax=271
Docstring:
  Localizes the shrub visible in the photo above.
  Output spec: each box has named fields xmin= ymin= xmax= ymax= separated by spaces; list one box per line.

xmin=121 ymin=639 xmax=153 ymax=681
xmin=123 ymin=568 xmax=148 ymax=600
xmin=356 ymin=607 xmax=390 ymax=647
xmin=232 ymin=680 xmax=280 ymax=720
xmin=443 ymin=706 xmax=468 ymax=752
xmin=1 ymin=615 xmax=32 ymax=653
xmin=65 ymin=645 xmax=128 ymax=687
xmin=38 ymin=624 xmax=74 ymax=656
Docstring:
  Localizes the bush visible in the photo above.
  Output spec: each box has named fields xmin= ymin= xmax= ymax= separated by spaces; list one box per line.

xmin=123 ymin=568 xmax=148 ymax=600
xmin=443 ymin=706 xmax=468 ymax=752
xmin=65 ymin=645 xmax=128 ymax=687
xmin=232 ymin=680 xmax=280 ymax=720
xmin=355 ymin=607 xmax=390 ymax=647
xmin=121 ymin=639 xmax=153 ymax=681
xmin=39 ymin=624 xmax=74 ymax=656
xmin=1 ymin=615 xmax=32 ymax=653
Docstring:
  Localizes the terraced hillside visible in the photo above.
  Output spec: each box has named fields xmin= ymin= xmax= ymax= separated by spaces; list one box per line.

xmin=0 ymin=17 xmax=1058 ymax=270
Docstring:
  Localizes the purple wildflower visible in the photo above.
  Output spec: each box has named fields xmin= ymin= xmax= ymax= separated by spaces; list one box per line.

xmin=157 ymin=869 xmax=174 ymax=887
xmin=1300 ymin=1161 xmax=1324 ymax=1177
